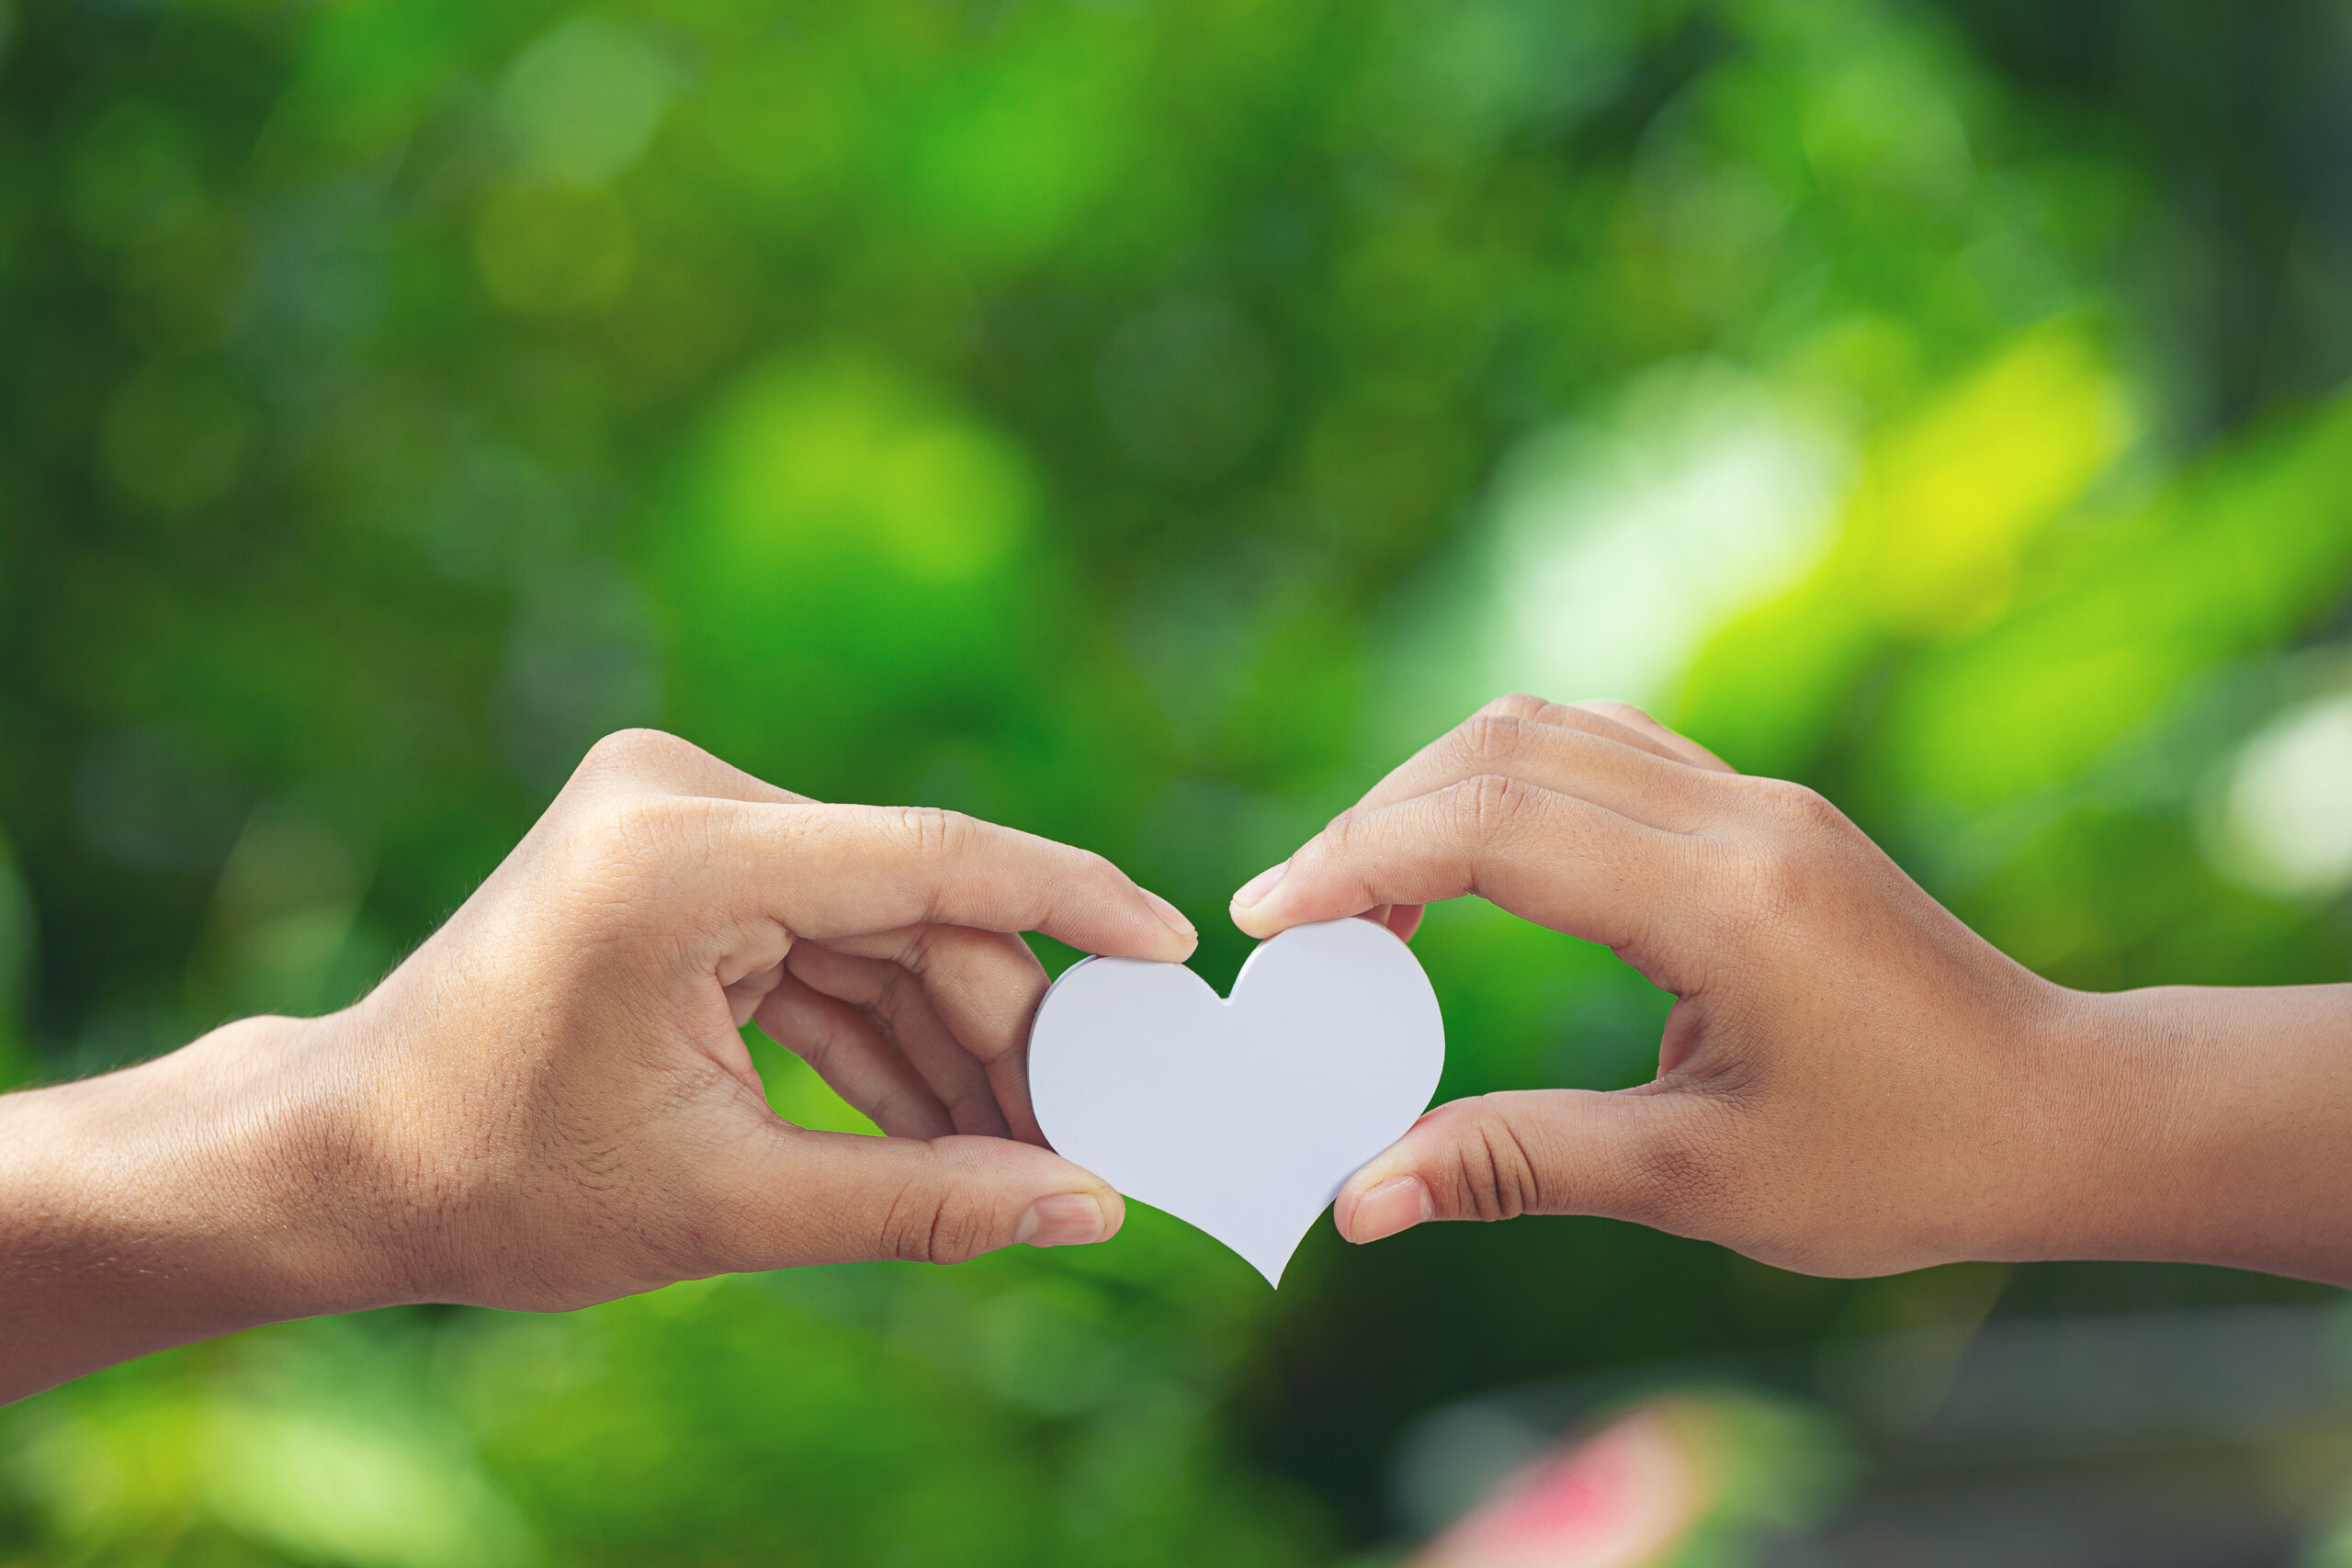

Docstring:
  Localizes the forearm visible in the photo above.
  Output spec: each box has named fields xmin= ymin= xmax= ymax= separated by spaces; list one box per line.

xmin=2029 ymin=983 xmax=2352 ymax=1285
xmin=0 ymin=1016 xmax=398 ymax=1403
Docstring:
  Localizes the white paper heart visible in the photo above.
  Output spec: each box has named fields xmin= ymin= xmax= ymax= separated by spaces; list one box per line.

xmin=1028 ymin=918 xmax=1445 ymax=1286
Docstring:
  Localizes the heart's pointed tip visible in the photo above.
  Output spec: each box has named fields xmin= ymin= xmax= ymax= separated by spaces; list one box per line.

xmin=1239 ymin=1240 xmax=1303 ymax=1289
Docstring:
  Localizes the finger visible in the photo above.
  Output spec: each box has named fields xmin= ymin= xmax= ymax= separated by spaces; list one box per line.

xmin=723 ymin=961 xmax=789 ymax=1030
xmin=1569 ymin=700 xmax=1736 ymax=773
xmin=705 ymin=1125 xmax=1127 ymax=1268
xmin=1231 ymin=776 xmax=1696 ymax=964
xmin=686 ymin=802 xmax=1196 ymax=961
xmin=784 ymin=942 xmax=1013 ymax=1140
xmin=815 ymin=925 xmax=1053 ymax=1145
xmin=1329 ymin=1089 xmax=1711 ymax=1241
xmin=1347 ymin=907 xmax=1429 ymax=939
xmin=1334 ymin=707 xmax=1725 ymax=835
xmin=1355 ymin=907 xmax=1426 ymax=942
xmin=1483 ymin=694 xmax=1710 ymax=769
xmin=751 ymin=971 xmax=956 ymax=1139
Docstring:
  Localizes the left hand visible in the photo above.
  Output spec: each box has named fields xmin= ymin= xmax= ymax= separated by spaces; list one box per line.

xmin=1227 ymin=694 xmax=2121 ymax=1280
xmin=0 ymin=728 xmax=1200 ymax=1402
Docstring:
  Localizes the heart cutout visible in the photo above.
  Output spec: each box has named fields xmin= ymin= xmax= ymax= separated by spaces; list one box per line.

xmin=1028 ymin=918 xmax=1446 ymax=1286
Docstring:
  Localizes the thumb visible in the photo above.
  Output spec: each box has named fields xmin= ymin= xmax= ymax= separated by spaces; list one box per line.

xmin=713 ymin=1126 xmax=1128 ymax=1268
xmin=1332 ymin=1089 xmax=1702 ymax=1243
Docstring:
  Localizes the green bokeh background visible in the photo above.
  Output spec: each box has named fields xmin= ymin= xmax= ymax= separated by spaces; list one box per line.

xmin=3 ymin=0 xmax=2350 ymax=1562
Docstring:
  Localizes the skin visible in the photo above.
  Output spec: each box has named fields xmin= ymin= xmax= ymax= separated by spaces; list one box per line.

xmin=1232 ymin=694 xmax=2352 ymax=1287
xmin=0 ymin=729 xmax=1198 ymax=1404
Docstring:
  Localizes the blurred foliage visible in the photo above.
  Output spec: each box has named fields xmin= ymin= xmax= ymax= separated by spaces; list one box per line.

xmin=2 ymin=0 xmax=2350 ymax=1562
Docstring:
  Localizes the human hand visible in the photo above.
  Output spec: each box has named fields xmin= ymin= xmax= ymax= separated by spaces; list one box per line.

xmin=1228 ymin=694 xmax=2143 ymax=1279
xmin=333 ymin=728 xmax=1204 ymax=1302
xmin=2 ymin=729 xmax=1195 ymax=1398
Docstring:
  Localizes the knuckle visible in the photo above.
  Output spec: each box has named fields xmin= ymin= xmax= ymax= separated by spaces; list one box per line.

xmin=560 ymin=795 xmax=718 ymax=942
xmin=1710 ymin=839 xmax=1804 ymax=936
xmin=894 ymin=805 xmax=974 ymax=861
xmin=1476 ymin=692 xmax=1552 ymax=723
xmin=881 ymin=1185 xmax=995 ymax=1266
xmin=1453 ymin=713 xmax=1528 ymax=773
xmin=1440 ymin=1102 xmax=1544 ymax=1221
xmin=576 ymin=727 xmax=694 ymax=782
xmin=1747 ymin=776 xmax=1847 ymax=837
xmin=1452 ymin=773 xmax=1528 ymax=847
xmin=576 ymin=794 xmax=697 ymax=880
xmin=1705 ymin=781 xmax=1848 ymax=933
xmin=894 ymin=924 xmax=944 ymax=977
xmin=1320 ymin=808 xmax=1367 ymax=859
xmin=868 ymin=962 xmax=923 ymax=1021
xmin=867 ymin=1083 xmax=933 ymax=1134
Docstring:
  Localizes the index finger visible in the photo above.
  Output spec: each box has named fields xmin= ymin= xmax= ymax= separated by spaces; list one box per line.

xmin=697 ymin=800 xmax=1198 ymax=962
xmin=1336 ymin=706 xmax=1724 ymax=835
xmin=1230 ymin=776 xmax=1700 ymax=985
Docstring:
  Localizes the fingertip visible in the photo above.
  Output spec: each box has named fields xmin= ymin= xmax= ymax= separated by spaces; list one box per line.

xmin=1014 ymin=1178 xmax=1125 ymax=1248
xmin=1333 ymin=1151 xmax=1409 ymax=1233
xmin=1232 ymin=860 xmax=1289 ymax=908
xmin=1016 ymin=1191 xmax=1109 ymax=1247
xmin=1228 ymin=860 xmax=1299 ymax=938
xmin=1138 ymin=886 xmax=1196 ymax=949
xmin=1340 ymin=1176 xmax=1431 ymax=1244
xmin=1332 ymin=1179 xmax=1368 ymax=1238
xmin=1148 ymin=926 xmax=1199 ymax=964
xmin=1078 ymin=887 xmax=1196 ymax=962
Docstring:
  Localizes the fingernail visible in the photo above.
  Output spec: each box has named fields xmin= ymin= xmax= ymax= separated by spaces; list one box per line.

xmin=1138 ymin=887 xmax=1194 ymax=940
xmin=1343 ymin=1177 xmax=1431 ymax=1244
xmin=1016 ymin=1193 xmax=1107 ymax=1247
xmin=1231 ymin=861 xmax=1288 ymax=908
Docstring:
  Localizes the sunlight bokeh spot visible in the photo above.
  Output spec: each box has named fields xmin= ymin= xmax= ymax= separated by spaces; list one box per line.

xmin=705 ymin=356 xmax=1032 ymax=586
xmin=1476 ymin=362 xmax=1850 ymax=707
xmin=497 ymin=17 xmax=676 ymax=187
xmin=201 ymin=1404 xmax=537 ymax=1568
xmin=2208 ymin=691 xmax=2352 ymax=900
xmin=1849 ymin=325 xmax=2132 ymax=637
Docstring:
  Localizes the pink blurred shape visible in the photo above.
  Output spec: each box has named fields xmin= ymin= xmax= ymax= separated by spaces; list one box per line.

xmin=1412 ymin=1409 xmax=1701 ymax=1568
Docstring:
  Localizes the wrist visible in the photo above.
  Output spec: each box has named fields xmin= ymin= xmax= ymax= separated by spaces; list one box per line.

xmin=1883 ymin=976 xmax=2107 ymax=1271
xmin=184 ymin=1009 xmax=431 ymax=1317
xmin=1963 ymin=983 xmax=2155 ymax=1266
xmin=0 ymin=1012 xmax=415 ymax=1399
xmin=1987 ymin=983 xmax=2352 ymax=1284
